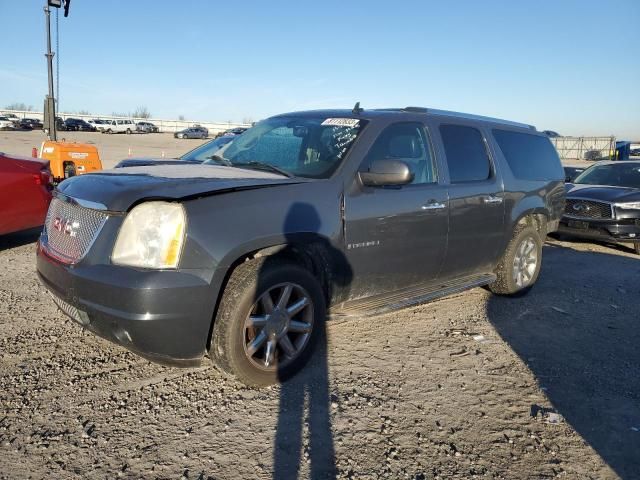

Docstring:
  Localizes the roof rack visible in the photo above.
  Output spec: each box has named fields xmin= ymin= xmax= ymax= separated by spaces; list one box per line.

xmin=401 ymin=106 xmax=535 ymax=130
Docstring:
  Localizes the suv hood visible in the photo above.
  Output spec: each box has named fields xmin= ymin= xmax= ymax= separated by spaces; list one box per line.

xmin=57 ymin=164 xmax=307 ymax=212
xmin=566 ymin=183 xmax=640 ymax=203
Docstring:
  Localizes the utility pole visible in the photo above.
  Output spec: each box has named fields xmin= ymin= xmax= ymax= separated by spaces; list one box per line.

xmin=44 ymin=1 xmax=57 ymax=140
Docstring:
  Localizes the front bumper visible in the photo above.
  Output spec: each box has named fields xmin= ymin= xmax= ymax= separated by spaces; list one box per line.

xmin=36 ymin=243 xmax=214 ymax=367
xmin=558 ymin=217 xmax=640 ymax=245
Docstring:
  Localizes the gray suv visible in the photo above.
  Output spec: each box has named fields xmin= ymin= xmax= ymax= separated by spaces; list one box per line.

xmin=36 ymin=106 xmax=565 ymax=386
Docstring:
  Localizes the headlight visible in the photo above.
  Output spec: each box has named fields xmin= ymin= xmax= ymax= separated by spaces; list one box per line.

xmin=112 ymin=202 xmax=186 ymax=269
xmin=615 ymin=202 xmax=640 ymax=210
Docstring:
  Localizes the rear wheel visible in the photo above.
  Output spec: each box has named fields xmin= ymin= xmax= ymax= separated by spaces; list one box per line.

xmin=488 ymin=225 xmax=542 ymax=296
xmin=211 ymin=258 xmax=324 ymax=387
xmin=126 ymin=128 xmax=131 ymax=134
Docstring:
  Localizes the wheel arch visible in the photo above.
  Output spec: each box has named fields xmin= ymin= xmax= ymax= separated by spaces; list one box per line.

xmin=204 ymin=234 xmax=343 ymax=351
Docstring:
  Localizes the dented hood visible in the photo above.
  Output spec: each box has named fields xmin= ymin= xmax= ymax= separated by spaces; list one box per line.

xmin=56 ymin=164 xmax=307 ymax=212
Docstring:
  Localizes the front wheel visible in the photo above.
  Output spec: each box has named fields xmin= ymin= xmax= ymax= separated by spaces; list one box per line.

xmin=488 ymin=225 xmax=542 ymax=296
xmin=211 ymin=258 xmax=325 ymax=387
xmin=126 ymin=128 xmax=131 ymax=134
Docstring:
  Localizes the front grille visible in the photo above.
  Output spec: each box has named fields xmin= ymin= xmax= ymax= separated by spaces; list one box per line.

xmin=42 ymin=197 xmax=108 ymax=264
xmin=565 ymin=199 xmax=612 ymax=219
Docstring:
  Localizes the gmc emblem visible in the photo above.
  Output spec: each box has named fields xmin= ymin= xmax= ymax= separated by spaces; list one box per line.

xmin=53 ymin=217 xmax=79 ymax=237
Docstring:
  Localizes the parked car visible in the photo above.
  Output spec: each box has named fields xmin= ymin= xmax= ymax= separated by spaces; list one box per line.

xmin=64 ymin=118 xmax=95 ymax=132
xmin=559 ymin=160 xmax=640 ymax=254
xmin=36 ymin=106 xmax=565 ymax=386
xmin=563 ymin=166 xmax=585 ymax=182
xmin=215 ymin=127 xmax=248 ymax=138
xmin=100 ymin=119 xmax=136 ymax=134
xmin=136 ymin=121 xmax=159 ymax=133
xmin=87 ymin=119 xmax=108 ymax=130
xmin=114 ymin=135 xmax=234 ymax=168
xmin=1 ymin=113 xmax=20 ymax=125
xmin=174 ymin=127 xmax=208 ymax=139
xmin=20 ymin=118 xmax=44 ymax=130
xmin=55 ymin=117 xmax=67 ymax=131
xmin=0 ymin=116 xmax=16 ymax=130
xmin=0 ymin=152 xmax=53 ymax=235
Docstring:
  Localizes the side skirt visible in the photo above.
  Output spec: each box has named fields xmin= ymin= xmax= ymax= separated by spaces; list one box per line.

xmin=329 ymin=273 xmax=496 ymax=319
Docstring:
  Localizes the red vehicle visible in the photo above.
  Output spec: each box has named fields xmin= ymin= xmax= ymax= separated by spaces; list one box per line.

xmin=0 ymin=152 xmax=53 ymax=236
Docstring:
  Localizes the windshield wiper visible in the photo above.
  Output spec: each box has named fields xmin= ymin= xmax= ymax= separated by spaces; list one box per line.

xmin=204 ymin=154 xmax=232 ymax=166
xmin=232 ymin=161 xmax=293 ymax=178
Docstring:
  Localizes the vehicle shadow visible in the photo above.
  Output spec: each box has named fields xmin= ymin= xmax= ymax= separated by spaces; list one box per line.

xmin=0 ymin=228 xmax=42 ymax=252
xmin=256 ymin=202 xmax=352 ymax=480
xmin=486 ymin=243 xmax=640 ymax=479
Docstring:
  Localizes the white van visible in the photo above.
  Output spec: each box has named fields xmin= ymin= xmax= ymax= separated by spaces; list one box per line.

xmin=100 ymin=119 xmax=136 ymax=134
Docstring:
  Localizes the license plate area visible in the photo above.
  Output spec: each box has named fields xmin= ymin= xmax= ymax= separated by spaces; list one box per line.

xmin=567 ymin=220 xmax=590 ymax=230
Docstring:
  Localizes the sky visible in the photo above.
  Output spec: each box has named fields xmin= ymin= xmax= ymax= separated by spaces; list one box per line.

xmin=0 ymin=0 xmax=638 ymax=138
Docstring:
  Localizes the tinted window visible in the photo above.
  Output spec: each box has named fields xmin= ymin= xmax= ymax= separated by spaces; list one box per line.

xmin=574 ymin=163 xmax=640 ymax=188
xmin=440 ymin=125 xmax=490 ymax=182
xmin=493 ymin=129 xmax=563 ymax=181
xmin=362 ymin=122 xmax=436 ymax=184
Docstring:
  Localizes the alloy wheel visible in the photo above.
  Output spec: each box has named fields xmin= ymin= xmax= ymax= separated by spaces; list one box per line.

xmin=512 ymin=236 xmax=538 ymax=288
xmin=243 ymin=282 xmax=314 ymax=370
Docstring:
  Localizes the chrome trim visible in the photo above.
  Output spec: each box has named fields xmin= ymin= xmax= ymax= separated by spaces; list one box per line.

xmin=564 ymin=196 xmax=615 ymax=220
xmin=54 ymin=191 xmax=108 ymax=211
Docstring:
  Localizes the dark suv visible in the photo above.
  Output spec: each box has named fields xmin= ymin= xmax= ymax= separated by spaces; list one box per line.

xmin=63 ymin=118 xmax=95 ymax=131
xmin=36 ymin=107 xmax=565 ymax=386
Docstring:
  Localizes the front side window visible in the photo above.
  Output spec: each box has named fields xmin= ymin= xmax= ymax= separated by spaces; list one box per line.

xmin=440 ymin=124 xmax=491 ymax=183
xmin=208 ymin=115 xmax=366 ymax=179
xmin=361 ymin=122 xmax=436 ymax=184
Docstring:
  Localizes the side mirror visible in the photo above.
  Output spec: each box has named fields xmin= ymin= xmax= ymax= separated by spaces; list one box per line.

xmin=359 ymin=159 xmax=414 ymax=187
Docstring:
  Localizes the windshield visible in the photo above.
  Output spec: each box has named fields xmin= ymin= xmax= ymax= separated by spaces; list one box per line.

xmin=180 ymin=136 xmax=235 ymax=162
xmin=203 ymin=115 xmax=366 ymax=179
xmin=574 ymin=163 xmax=640 ymax=189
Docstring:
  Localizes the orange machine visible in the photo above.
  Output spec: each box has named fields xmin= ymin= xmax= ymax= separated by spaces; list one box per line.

xmin=39 ymin=141 xmax=103 ymax=183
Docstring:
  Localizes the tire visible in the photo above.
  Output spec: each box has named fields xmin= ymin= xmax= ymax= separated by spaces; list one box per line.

xmin=126 ymin=128 xmax=131 ymax=134
xmin=63 ymin=163 xmax=76 ymax=179
xmin=634 ymin=243 xmax=640 ymax=255
xmin=107 ymin=129 xmax=112 ymax=134
xmin=488 ymin=225 xmax=543 ymax=296
xmin=211 ymin=258 xmax=325 ymax=387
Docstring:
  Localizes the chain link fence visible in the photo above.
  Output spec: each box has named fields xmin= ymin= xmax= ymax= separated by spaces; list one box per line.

xmin=551 ymin=136 xmax=616 ymax=162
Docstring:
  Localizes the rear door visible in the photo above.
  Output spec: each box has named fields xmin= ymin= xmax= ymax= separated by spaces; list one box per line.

xmin=431 ymin=121 xmax=505 ymax=278
xmin=344 ymin=121 xmax=449 ymax=299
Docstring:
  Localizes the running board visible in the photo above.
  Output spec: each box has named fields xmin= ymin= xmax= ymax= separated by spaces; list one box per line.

xmin=330 ymin=273 xmax=496 ymax=319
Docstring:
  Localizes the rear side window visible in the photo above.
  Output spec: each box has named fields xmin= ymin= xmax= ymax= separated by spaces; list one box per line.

xmin=440 ymin=124 xmax=491 ymax=182
xmin=492 ymin=129 xmax=563 ymax=181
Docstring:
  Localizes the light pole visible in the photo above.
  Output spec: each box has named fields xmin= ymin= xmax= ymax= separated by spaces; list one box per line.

xmin=43 ymin=1 xmax=58 ymax=140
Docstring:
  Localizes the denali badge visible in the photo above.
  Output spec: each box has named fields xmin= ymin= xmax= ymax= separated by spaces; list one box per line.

xmin=53 ymin=217 xmax=80 ymax=237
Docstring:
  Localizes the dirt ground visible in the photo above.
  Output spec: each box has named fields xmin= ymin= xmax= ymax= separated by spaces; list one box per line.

xmin=1 ymin=130 xmax=640 ymax=479
xmin=1 ymin=229 xmax=639 ymax=479
xmin=0 ymin=130 xmax=209 ymax=169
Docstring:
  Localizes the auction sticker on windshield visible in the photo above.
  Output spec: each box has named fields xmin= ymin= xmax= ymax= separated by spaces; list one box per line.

xmin=321 ymin=118 xmax=360 ymax=127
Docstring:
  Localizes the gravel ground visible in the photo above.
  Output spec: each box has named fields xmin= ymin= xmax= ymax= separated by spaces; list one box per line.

xmin=1 ymin=230 xmax=639 ymax=480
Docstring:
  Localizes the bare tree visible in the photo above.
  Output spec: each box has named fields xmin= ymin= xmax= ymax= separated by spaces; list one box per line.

xmin=77 ymin=109 xmax=91 ymax=115
xmin=5 ymin=102 xmax=33 ymax=111
xmin=133 ymin=106 xmax=151 ymax=119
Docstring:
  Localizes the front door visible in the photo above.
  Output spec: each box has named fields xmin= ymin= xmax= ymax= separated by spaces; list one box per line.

xmin=433 ymin=122 xmax=505 ymax=278
xmin=344 ymin=121 xmax=449 ymax=300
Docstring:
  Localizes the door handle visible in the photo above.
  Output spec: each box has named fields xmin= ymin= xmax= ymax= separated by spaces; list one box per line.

xmin=421 ymin=201 xmax=447 ymax=210
xmin=483 ymin=195 xmax=503 ymax=205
